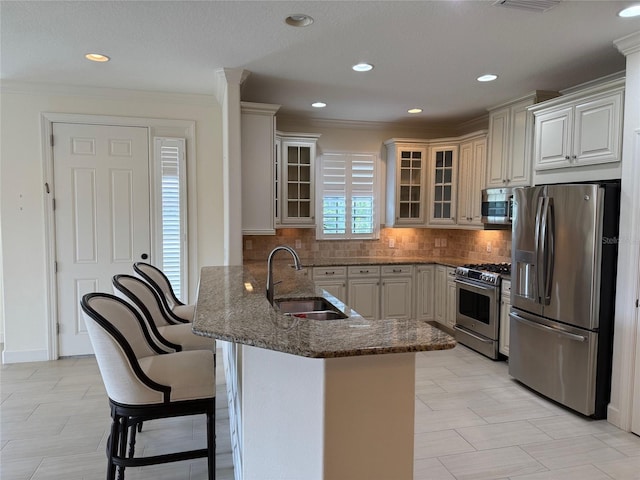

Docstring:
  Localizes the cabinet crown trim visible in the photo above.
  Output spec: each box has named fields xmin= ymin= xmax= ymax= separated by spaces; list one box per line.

xmin=276 ymin=130 xmax=322 ymax=140
xmin=487 ymin=90 xmax=559 ymax=112
xmin=528 ymin=78 xmax=625 ymax=113
xmin=241 ymin=101 xmax=281 ymax=114
xmin=384 ymin=130 xmax=487 ymax=147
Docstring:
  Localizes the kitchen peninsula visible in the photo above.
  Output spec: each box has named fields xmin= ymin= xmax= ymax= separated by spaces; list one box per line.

xmin=193 ymin=263 xmax=455 ymax=480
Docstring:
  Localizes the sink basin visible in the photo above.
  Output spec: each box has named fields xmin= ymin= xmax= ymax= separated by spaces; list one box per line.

xmin=275 ymin=297 xmax=348 ymax=320
xmin=288 ymin=310 xmax=347 ymax=320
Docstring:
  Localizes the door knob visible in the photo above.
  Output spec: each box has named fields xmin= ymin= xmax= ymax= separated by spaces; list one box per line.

xmin=141 ymin=253 xmax=149 ymax=260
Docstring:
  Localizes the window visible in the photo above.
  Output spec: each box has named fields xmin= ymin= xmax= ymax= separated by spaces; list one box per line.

xmin=316 ymin=152 xmax=379 ymax=240
xmin=154 ymin=137 xmax=187 ymax=300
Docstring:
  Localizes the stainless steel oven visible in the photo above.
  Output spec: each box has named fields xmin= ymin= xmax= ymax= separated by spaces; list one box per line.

xmin=454 ymin=264 xmax=509 ymax=360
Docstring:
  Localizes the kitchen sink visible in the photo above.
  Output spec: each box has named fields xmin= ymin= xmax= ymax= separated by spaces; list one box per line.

xmin=275 ymin=297 xmax=348 ymax=320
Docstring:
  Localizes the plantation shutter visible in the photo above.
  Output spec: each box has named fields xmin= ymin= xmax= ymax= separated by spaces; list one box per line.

xmin=317 ymin=152 xmax=378 ymax=240
xmin=154 ymin=137 xmax=187 ymax=300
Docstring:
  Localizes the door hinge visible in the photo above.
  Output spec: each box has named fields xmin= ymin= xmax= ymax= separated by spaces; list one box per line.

xmin=636 ymin=298 xmax=639 ymax=308
xmin=54 ymin=261 xmax=58 ymax=273
xmin=56 ymin=323 xmax=60 ymax=334
xmin=52 ymin=198 xmax=56 ymax=210
xmin=50 ymin=134 xmax=54 ymax=147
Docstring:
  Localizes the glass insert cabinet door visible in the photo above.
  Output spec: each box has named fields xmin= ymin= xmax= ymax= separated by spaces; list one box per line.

xmin=399 ymin=150 xmax=422 ymax=219
xmin=280 ymin=138 xmax=317 ymax=225
xmin=395 ymin=146 xmax=427 ymax=224
xmin=429 ymin=145 xmax=458 ymax=225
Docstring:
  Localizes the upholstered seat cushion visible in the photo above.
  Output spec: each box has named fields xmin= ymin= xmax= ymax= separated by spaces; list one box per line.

xmin=138 ymin=349 xmax=216 ymax=403
xmin=157 ymin=323 xmax=215 ymax=351
xmin=173 ymin=303 xmax=195 ymax=322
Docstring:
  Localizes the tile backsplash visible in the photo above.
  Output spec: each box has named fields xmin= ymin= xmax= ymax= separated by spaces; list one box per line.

xmin=243 ymin=228 xmax=511 ymax=263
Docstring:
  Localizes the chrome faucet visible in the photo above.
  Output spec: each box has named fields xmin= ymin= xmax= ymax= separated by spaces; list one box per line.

xmin=266 ymin=246 xmax=303 ymax=306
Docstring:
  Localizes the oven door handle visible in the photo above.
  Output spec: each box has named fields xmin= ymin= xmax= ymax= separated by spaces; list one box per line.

xmin=454 ymin=279 xmax=496 ymax=292
xmin=454 ymin=325 xmax=494 ymax=344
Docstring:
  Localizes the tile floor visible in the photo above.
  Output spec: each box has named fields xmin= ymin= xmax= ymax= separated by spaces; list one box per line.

xmin=2 ymin=344 xmax=640 ymax=479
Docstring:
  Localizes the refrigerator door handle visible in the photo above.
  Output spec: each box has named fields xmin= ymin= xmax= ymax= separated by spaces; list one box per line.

xmin=510 ymin=311 xmax=587 ymax=343
xmin=543 ymin=198 xmax=555 ymax=305
xmin=535 ymin=196 xmax=545 ymax=305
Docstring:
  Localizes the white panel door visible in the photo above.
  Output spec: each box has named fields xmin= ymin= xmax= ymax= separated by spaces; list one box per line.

xmin=53 ymin=123 xmax=150 ymax=356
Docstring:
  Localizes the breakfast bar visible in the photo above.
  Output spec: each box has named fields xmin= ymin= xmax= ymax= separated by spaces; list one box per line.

xmin=193 ymin=264 xmax=455 ymax=480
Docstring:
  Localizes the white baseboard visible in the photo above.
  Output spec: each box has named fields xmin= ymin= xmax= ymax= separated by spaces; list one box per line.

xmin=607 ymin=403 xmax=631 ymax=432
xmin=2 ymin=348 xmax=49 ymax=364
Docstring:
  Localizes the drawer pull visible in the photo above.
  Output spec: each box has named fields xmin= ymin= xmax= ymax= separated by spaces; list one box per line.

xmin=325 ymin=271 xmax=335 ymax=275
xmin=393 ymin=269 xmax=402 ymax=273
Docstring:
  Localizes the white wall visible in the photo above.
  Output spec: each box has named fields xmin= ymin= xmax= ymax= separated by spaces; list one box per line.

xmin=0 ymin=83 xmax=224 ymax=361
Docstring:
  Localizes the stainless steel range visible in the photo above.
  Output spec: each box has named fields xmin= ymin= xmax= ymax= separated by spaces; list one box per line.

xmin=454 ymin=263 xmax=510 ymax=359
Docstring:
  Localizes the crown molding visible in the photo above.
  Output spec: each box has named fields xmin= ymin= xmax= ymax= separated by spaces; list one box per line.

xmin=615 ymin=31 xmax=640 ymax=57
xmin=0 ymin=80 xmax=219 ymax=106
xmin=275 ymin=114 xmax=464 ymax=137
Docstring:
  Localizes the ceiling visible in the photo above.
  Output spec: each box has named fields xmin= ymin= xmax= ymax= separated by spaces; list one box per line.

xmin=2 ymin=1 xmax=639 ymax=127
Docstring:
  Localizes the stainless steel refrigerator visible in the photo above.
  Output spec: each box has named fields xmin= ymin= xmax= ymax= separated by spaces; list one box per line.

xmin=509 ymin=181 xmax=620 ymax=418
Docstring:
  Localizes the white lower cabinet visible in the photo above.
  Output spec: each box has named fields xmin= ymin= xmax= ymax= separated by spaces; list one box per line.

xmin=312 ymin=266 xmax=347 ymax=302
xmin=499 ymin=279 xmax=511 ymax=357
xmin=315 ymin=264 xmax=416 ymax=321
xmin=347 ymin=266 xmax=380 ymax=321
xmin=381 ymin=265 xmax=414 ymax=320
xmin=415 ymin=265 xmax=435 ymax=321
xmin=434 ymin=265 xmax=456 ymax=329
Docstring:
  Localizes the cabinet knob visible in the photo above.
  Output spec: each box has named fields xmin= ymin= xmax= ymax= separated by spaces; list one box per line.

xmin=565 ymin=155 xmax=571 ymax=160
xmin=502 ymin=179 xmax=507 ymax=184
xmin=571 ymin=155 xmax=577 ymax=160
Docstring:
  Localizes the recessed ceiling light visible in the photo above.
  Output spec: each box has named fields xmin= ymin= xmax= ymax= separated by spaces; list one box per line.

xmin=312 ymin=102 xmax=327 ymax=108
xmin=285 ymin=14 xmax=314 ymax=27
xmin=619 ymin=4 xmax=640 ymax=17
xmin=85 ymin=53 xmax=110 ymax=62
xmin=477 ymin=74 xmax=498 ymax=82
xmin=352 ymin=63 xmax=374 ymax=72
xmin=408 ymin=108 xmax=423 ymax=114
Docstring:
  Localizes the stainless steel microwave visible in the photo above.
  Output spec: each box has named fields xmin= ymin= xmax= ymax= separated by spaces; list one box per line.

xmin=481 ymin=187 xmax=513 ymax=225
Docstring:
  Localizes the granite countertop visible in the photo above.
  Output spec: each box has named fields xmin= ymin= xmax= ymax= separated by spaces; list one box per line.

xmin=193 ymin=265 xmax=456 ymax=358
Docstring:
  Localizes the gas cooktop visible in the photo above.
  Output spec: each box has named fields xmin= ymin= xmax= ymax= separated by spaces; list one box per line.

xmin=455 ymin=263 xmax=511 ymax=286
xmin=461 ymin=263 xmax=511 ymax=275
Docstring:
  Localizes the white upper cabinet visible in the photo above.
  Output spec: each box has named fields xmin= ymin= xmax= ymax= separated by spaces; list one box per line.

xmin=241 ymin=102 xmax=280 ymax=235
xmin=427 ymin=144 xmax=458 ymax=226
xmin=277 ymin=132 xmax=321 ymax=227
xmin=532 ymin=80 xmax=624 ymax=172
xmin=385 ymin=141 xmax=428 ymax=227
xmin=457 ymin=134 xmax=487 ymax=228
xmin=385 ymin=132 xmax=485 ymax=229
xmin=486 ymin=91 xmax=559 ymax=188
